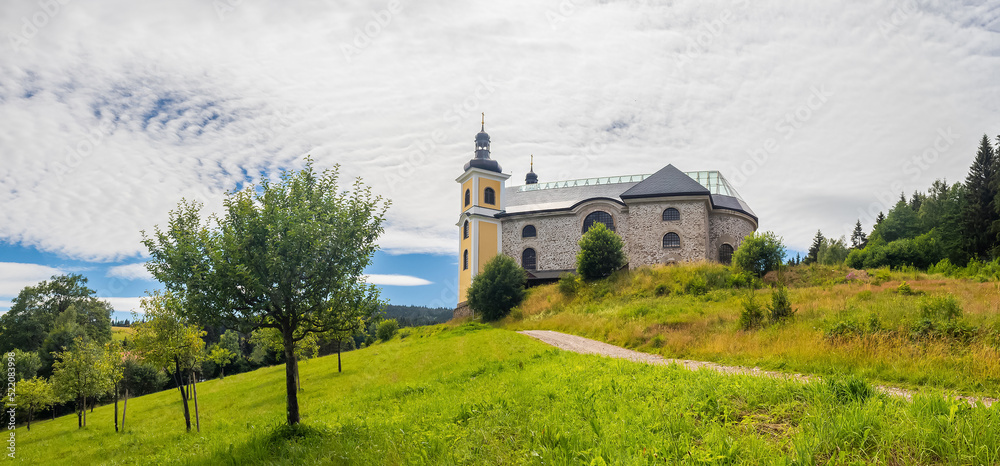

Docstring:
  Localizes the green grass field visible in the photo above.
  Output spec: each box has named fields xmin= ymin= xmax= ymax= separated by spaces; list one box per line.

xmin=506 ymin=263 xmax=1000 ymax=396
xmin=12 ymin=323 xmax=1000 ymax=464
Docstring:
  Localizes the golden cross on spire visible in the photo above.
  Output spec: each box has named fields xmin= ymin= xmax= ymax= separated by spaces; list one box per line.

xmin=530 ymin=154 xmax=534 ymax=171
xmin=481 ymin=112 xmax=485 ymax=131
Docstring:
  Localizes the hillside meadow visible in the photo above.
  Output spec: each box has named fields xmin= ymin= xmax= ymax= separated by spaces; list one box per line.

xmin=505 ymin=263 xmax=1000 ymax=397
xmin=11 ymin=323 xmax=1000 ymax=464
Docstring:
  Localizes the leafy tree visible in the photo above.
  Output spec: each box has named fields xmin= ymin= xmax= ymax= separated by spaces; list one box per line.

xmin=38 ymin=305 xmax=89 ymax=377
xmin=11 ymin=349 xmax=42 ymax=382
xmin=732 ymin=231 xmax=786 ymax=277
xmin=467 ymin=255 xmax=527 ymax=321
xmin=805 ymin=230 xmax=823 ymax=264
xmin=818 ymin=236 xmax=849 ymax=265
xmin=575 ymin=222 xmax=627 ymax=280
xmin=132 ymin=292 xmax=206 ymax=432
xmin=143 ymin=159 xmax=388 ymax=425
xmin=16 ymin=377 xmax=57 ymax=430
xmin=102 ymin=342 xmax=126 ymax=432
xmin=963 ymin=134 xmax=998 ymax=260
xmin=873 ymin=196 xmax=922 ymax=243
xmin=850 ymin=220 xmax=868 ymax=250
xmin=0 ymin=274 xmax=112 ymax=354
xmin=51 ymin=337 xmax=108 ymax=428
xmin=207 ymin=345 xmax=236 ymax=379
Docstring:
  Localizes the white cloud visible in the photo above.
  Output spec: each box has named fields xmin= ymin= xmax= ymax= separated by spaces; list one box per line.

xmin=0 ymin=0 xmax=998 ymax=261
xmin=364 ymin=274 xmax=433 ymax=286
xmin=107 ymin=263 xmax=154 ymax=281
xmin=101 ymin=297 xmax=146 ymax=314
xmin=0 ymin=262 xmax=64 ymax=297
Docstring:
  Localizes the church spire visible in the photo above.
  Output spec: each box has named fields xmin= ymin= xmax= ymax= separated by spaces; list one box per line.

xmin=525 ymin=154 xmax=538 ymax=184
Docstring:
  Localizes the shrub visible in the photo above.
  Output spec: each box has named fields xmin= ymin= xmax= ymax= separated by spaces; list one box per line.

xmin=557 ymin=273 xmax=581 ymax=296
xmin=919 ymin=294 xmax=962 ymax=321
xmin=684 ymin=275 xmax=708 ymax=296
xmin=825 ymin=375 xmax=876 ymax=404
xmin=726 ymin=271 xmax=757 ymax=289
xmin=576 ymin=222 xmax=627 ymax=280
xmin=467 ymin=255 xmax=527 ymax=321
xmin=732 ymin=231 xmax=786 ymax=277
xmin=653 ymin=283 xmax=670 ymax=297
xmin=376 ymin=319 xmax=399 ymax=341
xmin=738 ymin=291 xmax=765 ymax=331
xmin=767 ymin=286 xmax=795 ymax=323
xmin=897 ymin=281 xmax=916 ymax=295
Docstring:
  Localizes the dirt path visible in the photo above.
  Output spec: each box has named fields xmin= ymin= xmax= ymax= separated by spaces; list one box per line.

xmin=518 ymin=330 xmax=996 ymax=408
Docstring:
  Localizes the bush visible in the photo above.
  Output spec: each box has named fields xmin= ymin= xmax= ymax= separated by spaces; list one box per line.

xmin=576 ymin=222 xmax=627 ymax=280
xmin=767 ymin=286 xmax=795 ymax=323
xmin=467 ymin=255 xmax=527 ymax=321
xmin=376 ymin=319 xmax=399 ymax=341
xmin=558 ymin=273 xmax=581 ymax=296
xmin=897 ymin=281 xmax=917 ymax=295
xmin=738 ymin=291 xmax=765 ymax=330
xmin=732 ymin=231 xmax=786 ymax=277
xmin=919 ymin=294 xmax=962 ymax=321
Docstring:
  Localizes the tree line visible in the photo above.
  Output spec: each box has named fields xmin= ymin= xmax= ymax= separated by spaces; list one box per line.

xmin=801 ymin=133 xmax=1000 ymax=273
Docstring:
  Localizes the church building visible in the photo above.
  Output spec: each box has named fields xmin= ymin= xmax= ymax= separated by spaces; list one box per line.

xmin=456 ymin=120 xmax=758 ymax=311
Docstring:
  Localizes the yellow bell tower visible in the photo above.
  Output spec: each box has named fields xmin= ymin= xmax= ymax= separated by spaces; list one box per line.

xmin=457 ymin=114 xmax=510 ymax=306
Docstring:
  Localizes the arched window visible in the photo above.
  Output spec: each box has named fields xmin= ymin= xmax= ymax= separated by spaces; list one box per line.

xmin=582 ymin=211 xmax=615 ymax=233
xmin=719 ymin=244 xmax=734 ymax=265
xmin=464 ymin=189 xmax=470 ymax=206
xmin=522 ymin=225 xmax=536 ymax=238
xmin=463 ymin=250 xmax=469 ymax=270
xmin=463 ymin=221 xmax=469 ymax=239
xmin=522 ymin=248 xmax=537 ymax=270
xmin=663 ymin=232 xmax=681 ymax=249
xmin=663 ymin=208 xmax=680 ymax=221
xmin=483 ymin=187 xmax=496 ymax=205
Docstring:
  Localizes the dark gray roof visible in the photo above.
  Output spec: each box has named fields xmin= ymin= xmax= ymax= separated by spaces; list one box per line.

xmin=498 ymin=165 xmax=756 ymax=221
xmin=620 ymin=164 xmax=710 ymax=199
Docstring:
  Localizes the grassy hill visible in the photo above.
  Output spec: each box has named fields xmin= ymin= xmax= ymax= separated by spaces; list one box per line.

xmin=13 ymin=322 xmax=1000 ymax=464
xmin=505 ymin=263 xmax=1000 ymax=396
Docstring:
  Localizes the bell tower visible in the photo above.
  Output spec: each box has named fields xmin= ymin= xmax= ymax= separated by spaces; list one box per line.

xmin=456 ymin=114 xmax=510 ymax=307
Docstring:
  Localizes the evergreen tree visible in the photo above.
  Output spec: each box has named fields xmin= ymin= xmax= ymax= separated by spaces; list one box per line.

xmin=851 ymin=220 xmax=868 ymax=249
xmin=805 ymin=230 xmax=824 ymax=264
xmin=963 ymin=134 xmax=998 ymax=259
xmin=875 ymin=211 xmax=885 ymax=226
xmin=909 ymin=190 xmax=924 ymax=212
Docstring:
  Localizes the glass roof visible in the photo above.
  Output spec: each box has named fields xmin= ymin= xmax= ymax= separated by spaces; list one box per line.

xmin=518 ymin=174 xmax=650 ymax=191
xmin=516 ymin=170 xmax=744 ymax=201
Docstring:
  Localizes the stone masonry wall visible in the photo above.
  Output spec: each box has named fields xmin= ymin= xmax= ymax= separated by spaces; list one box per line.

xmin=708 ymin=213 xmax=757 ymax=261
xmin=502 ymin=201 xmax=627 ymax=271
xmin=623 ymin=199 xmax=709 ymax=267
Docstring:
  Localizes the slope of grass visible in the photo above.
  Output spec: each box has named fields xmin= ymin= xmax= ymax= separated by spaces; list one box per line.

xmin=12 ymin=323 xmax=1000 ymax=464
xmin=506 ymin=263 xmax=1000 ymax=396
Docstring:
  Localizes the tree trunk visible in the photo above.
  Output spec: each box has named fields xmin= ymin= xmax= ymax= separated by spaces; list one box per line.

xmin=282 ymin=325 xmax=300 ymax=425
xmin=122 ymin=388 xmax=128 ymax=432
xmin=220 ymin=365 xmax=225 ymax=380
xmin=337 ymin=338 xmax=342 ymax=373
xmin=26 ymin=408 xmax=32 ymax=431
xmin=174 ymin=358 xmax=192 ymax=432
xmin=191 ymin=370 xmax=200 ymax=432
xmin=83 ymin=396 xmax=87 ymax=426
xmin=77 ymin=396 xmax=83 ymax=428
xmin=114 ymin=382 xmax=119 ymax=433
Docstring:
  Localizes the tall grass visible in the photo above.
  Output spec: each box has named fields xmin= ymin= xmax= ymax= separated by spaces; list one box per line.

xmin=506 ymin=262 xmax=1000 ymax=395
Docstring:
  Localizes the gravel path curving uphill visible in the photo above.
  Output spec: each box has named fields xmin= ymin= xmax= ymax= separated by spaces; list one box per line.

xmin=518 ymin=329 xmax=996 ymax=408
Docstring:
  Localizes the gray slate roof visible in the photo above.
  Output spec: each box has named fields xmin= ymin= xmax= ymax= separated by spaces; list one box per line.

xmin=499 ymin=164 xmax=756 ymax=221
xmin=620 ymin=164 xmax=710 ymax=199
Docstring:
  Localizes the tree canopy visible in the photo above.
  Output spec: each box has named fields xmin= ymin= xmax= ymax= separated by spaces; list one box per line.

xmin=142 ymin=159 xmax=388 ymax=425
xmin=732 ymin=231 xmax=786 ymax=277
xmin=0 ymin=274 xmax=112 ymax=353
xmin=466 ymin=255 xmax=527 ymax=321
xmin=576 ymin=222 xmax=627 ymax=280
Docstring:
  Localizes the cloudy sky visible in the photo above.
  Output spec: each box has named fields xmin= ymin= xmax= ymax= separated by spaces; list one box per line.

xmin=1 ymin=0 xmax=998 ymax=315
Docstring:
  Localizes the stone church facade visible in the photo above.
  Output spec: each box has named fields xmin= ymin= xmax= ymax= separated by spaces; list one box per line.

xmin=456 ymin=121 xmax=758 ymax=310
